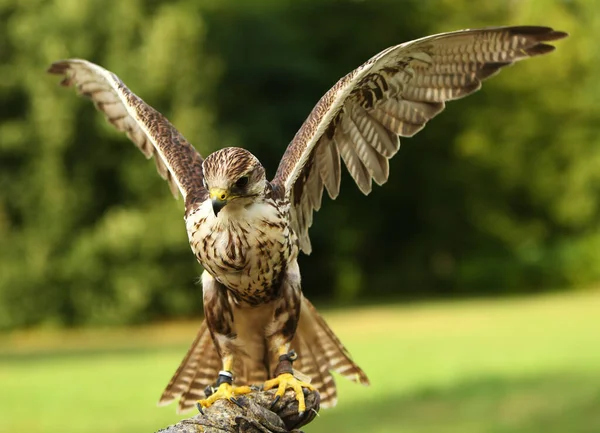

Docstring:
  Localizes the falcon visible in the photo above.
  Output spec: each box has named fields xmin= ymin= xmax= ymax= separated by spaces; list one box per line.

xmin=48 ymin=26 xmax=566 ymax=414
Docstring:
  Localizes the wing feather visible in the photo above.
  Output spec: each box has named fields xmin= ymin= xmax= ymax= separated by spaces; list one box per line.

xmin=370 ymin=98 xmax=445 ymax=137
xmin=48 ymin=59 xmax=207 ymax=205
xmin=315 ymin=139 xmax=342 ymax=199
xmin=272 ymin=26 xmax=567 ymax=253
xmin=346 ymin=106 xmax=390 ymax=185
xmin=336 ymin=127 xmax=373 ymax=195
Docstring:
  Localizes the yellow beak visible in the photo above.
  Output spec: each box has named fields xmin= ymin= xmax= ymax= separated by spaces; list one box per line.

xmin=209 ymin=188 xmax=229 ymax=216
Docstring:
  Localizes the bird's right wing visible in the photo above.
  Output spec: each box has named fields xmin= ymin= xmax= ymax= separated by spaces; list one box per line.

xmin=48 ymin=59 xmax=207 ymax=205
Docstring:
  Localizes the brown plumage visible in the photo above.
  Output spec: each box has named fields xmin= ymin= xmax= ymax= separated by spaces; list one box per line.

xmin=273 ymin=26 xmax=568 ymax=253
xmin=48 ymin=25 xmax=566 ymax=413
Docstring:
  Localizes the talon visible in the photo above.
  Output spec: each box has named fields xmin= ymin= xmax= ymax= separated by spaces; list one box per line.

xmin=196 ymin=402 xmax=204 ymax=415
xmin=196 ymin=383 xmax=252 ymax=410
xmin=270 ymin=394 xmax=281 ymax=409
xmin=263 ymin=372 xmax=315 ymax=413
xmin=230 ymin=396 xmax=244 ymax=409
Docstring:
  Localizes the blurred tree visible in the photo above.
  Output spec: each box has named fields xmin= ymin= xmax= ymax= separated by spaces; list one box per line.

xmin=0 ymin=0 xmax=595 ymax=329
xmin=0 ymin=0 xmax=220 ymax=327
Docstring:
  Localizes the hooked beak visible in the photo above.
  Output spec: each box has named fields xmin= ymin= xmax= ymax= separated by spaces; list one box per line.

xmin=209 ymin=188 xmax=229 ymax=216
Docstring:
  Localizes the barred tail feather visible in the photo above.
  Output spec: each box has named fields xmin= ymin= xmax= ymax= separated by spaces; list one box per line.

xmin=293 ymin=297 xmax=370 ymax=408
xmin=235 ymin=353 xmax=269 ymax=386
xmin=293 ymin=327 xmax=336 ymax=405
xmin=159 ymin=299 xmax=368 ymax=412
xmin=157 ymin=320 xmax=221 ymax=413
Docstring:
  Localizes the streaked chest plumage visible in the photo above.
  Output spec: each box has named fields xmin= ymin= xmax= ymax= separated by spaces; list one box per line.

xmin=186 ymin=197 xmax=298 ymax=304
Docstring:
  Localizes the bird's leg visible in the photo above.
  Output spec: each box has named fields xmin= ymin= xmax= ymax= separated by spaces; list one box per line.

xmin=263 ymin=345 xmax=316 ymax=414
xmin=196 ymin=272 xmax=251 ymax=412
xmin=262 ymin=261 xmax=315 ymax=414
xmin=196 ymin=355 xmax=252 ymax=412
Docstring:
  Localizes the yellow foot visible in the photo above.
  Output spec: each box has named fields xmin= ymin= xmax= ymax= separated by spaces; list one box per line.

xmin=196 ymin=382 xmax=252 ymax=412
xmin=263 ymin=372 xmax=316 ymax=414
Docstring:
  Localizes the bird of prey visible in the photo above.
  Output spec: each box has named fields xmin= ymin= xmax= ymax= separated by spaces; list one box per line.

xmin=49 ymin=26 xmax=566 ymax=414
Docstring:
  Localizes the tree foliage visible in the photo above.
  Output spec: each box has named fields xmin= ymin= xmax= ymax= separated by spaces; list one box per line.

xmin=0 ymin=0 xmax=596 ymax=328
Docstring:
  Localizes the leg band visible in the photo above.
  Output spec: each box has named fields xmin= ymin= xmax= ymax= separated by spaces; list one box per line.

xmin=274 ymin=350 xmax=297 ymax=376
xmin=215 ymin=370 xmax=234 ymax=387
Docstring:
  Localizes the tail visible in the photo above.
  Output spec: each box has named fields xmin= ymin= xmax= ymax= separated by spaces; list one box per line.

xmin=157 ymin=320 xmax=221 ymax=413
xmin=159 ymin=298 xmax=369 ymax=412
xmin=291 ymin=296 xmax=370 ymax=408
xmin=157 ymin=319 xmax=269 ymax=413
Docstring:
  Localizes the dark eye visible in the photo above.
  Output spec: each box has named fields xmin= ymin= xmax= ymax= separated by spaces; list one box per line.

xmin=235 ymin=176 xmax=249 ymax=188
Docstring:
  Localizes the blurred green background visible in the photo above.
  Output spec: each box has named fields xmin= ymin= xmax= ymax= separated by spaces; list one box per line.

xmin=1 ymin=0 xmax=599 ymax=432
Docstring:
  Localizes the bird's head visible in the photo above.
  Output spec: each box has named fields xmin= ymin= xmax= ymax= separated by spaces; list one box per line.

xmin=202 ymin=147 xmax=267 ymax=216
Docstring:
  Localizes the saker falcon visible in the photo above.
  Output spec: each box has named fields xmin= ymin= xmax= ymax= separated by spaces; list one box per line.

xmin=49 ymin=26 xmax=567 ymax=414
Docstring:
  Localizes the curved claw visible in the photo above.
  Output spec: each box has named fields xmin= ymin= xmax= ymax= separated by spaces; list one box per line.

xmin=230 ymin=396 xmax=245 ymax=409
xmin=263 ymin=373 xmax=316 ymax=413
xmin=197 ymin=383 xmax=252 ymax=411
xmin=269 ymin=394 xmax=281 ymax=409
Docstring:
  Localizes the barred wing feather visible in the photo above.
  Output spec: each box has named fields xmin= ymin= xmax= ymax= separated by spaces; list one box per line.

xmin=48 ymin=59 xmax=207 ymax=205
xmin=272 ymin=26 xmax=567 ymax=253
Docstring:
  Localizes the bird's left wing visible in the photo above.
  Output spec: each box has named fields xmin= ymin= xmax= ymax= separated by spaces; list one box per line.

xmin=48 ymin=59 xmax=207 ymax=206
xmin=271 ymin=26 xmax=567 ymax=254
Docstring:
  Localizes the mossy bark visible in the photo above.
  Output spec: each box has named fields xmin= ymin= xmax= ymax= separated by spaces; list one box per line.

xmin=157 ymin=388 xmax=320 ymax=433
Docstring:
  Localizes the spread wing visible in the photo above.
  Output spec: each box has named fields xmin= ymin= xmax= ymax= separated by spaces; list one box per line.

xmin=48 ymin=59 xmax=207 ymax=206
xmin=271 ymin=26 xmax=567 ymax=253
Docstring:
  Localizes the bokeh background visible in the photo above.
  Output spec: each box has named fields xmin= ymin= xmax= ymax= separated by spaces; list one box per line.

xmin=1 ymin=0 xmax=599 ymax=432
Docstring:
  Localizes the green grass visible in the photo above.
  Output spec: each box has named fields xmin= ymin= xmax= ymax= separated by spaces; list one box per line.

xmin=2 ymin=290 xmax=600 ymax=433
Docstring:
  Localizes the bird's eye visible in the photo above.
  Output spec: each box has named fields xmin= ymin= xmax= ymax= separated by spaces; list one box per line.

xmin=235 ymin=176 xmax=249 ymax=188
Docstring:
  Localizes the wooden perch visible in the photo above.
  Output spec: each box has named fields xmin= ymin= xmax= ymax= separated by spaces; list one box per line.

xmin=157 ymin=388 xmax=320 ymax=433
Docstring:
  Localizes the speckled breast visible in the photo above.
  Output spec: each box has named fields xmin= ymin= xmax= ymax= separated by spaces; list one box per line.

xmin=186 ymin=198 xmax=297 ymax=304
